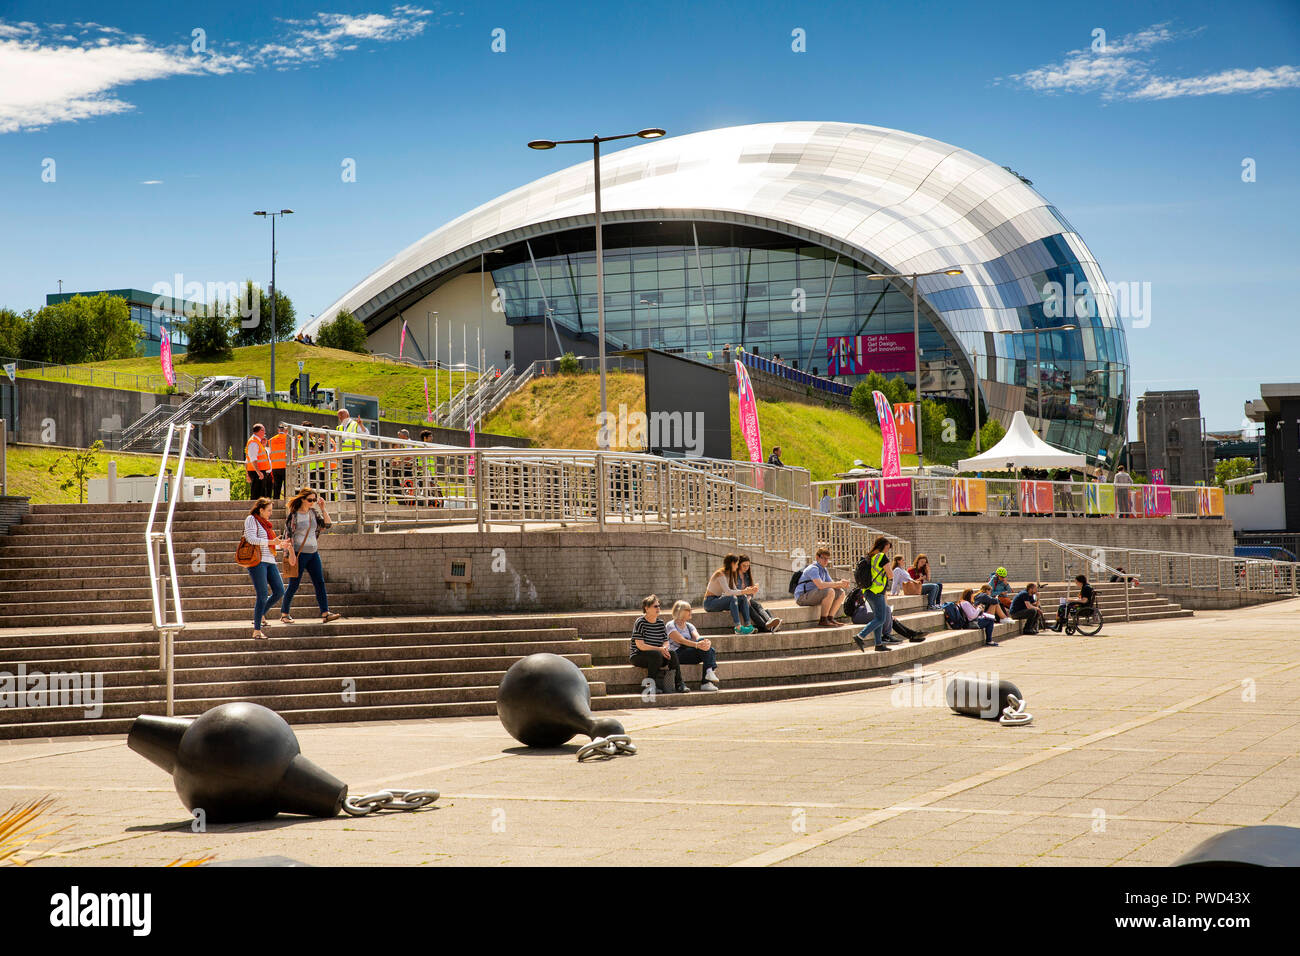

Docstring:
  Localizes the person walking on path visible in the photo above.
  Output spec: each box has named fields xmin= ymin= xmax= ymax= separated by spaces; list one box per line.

xmin=852 ymin=537 xmax=894 ymax=651
xmin=244 ymin=497 xmax=286 ymax=640
xmin=279 ymin=487 xmax=342 ymax=625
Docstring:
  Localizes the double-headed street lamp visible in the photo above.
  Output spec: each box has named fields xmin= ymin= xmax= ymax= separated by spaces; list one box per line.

xmin=528 ymin=128 xmax=666 ymax=441
xmin=997 ymin=324 xmax=1077 ymax=437
xmin=866 ymin=267 xmax=964 ymax=464
xmin=253 ymin=209 xmax=293 ymax=401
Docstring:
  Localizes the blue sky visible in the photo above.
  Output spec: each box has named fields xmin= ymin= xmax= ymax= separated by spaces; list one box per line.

xmin=1 ymin=0 xmax=1297 ymax=434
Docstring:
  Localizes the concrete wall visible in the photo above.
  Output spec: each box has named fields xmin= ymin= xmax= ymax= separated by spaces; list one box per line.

xmin=10 ymin=377 xmax=181 ymax=448
xmin=1224 ymin=484 xmax=1285 ymax=532
xmin=321 ymin=528 xmax=794 ymax=615
xmin=860 ymin=514 xmax=1236 ymax=583
xmin=0 ymin=496 xmax=30 ymax=535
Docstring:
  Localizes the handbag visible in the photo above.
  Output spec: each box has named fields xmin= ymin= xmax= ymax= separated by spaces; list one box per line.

xmin=902 ymin=578 xmax=922 ymax=596
xmin=235 ymin=535 xmax=259 ymax=568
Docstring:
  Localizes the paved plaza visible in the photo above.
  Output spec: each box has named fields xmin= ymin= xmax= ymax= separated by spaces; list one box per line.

xmin=4 ymin=599 xmax=1298 ymax=867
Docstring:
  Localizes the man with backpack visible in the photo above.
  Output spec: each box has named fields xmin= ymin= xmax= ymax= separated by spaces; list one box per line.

xmin=791 ymin=547 xmax=853 ymax=628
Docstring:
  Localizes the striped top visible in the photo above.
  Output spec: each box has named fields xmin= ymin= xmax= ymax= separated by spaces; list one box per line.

xmin=243 ymin=514 xmax=276 ymax=564
xmin=629 ymin=615 xmax=668 ymax=654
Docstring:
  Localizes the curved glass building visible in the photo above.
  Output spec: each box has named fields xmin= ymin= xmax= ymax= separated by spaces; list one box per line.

xmin=311 ymin=121 xmax=1128 ymax=462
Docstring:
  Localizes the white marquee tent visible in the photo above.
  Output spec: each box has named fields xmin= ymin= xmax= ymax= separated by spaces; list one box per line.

xmin=956 ymin=410 xmax=1088 ymax=472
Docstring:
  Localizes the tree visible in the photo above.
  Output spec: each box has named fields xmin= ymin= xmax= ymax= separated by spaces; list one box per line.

xmin=181 ymin=308 xmax=235 ymax=361
xmin=0 ymin=307 xmax=25 ymax=359
xmin=79 ymin=293 xmax=144 ymax=362
xmin=1215 ymin=456 xmax=1258 ymax=494
xmin=315 ymin=309 xmax=369 ymax=353
xmin=20 ymin=302 xmax=90 ymax=364
xmin=966 ymin=417 xmax=1007 ymax=458
xmin=557 ymin=352 xmax=582 ymax=375
xmin=234 ymin=281 xmax=297 ymax=347
xmin=48 ymin=441 xmax=102 ymax=503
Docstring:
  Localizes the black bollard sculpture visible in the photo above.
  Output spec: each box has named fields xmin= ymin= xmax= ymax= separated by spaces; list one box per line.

xmin=1173 ymin=826 xmax=1300 ymax=866
xmin=497 ymin=653 xmax=634 ymax=759
xmin=946 ymin=675 xmax=1032 ymax=725
xmin=128 ymin=702 xmax=347 ymax=823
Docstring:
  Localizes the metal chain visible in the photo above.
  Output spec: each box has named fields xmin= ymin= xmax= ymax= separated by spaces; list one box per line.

xmin=999 ymin=694 xmax=1034 ymax=727
xmin=342 ymin=788 xmax=440 ymax=816
xmin=576 ymin=735 xmax=637 ymax=762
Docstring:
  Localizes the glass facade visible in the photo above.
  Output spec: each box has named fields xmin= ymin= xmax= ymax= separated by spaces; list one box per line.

xmin=45 ymin=289 xmax=190 ymax=358
xmin=488 ymin=221 xmax=1128 ymax=462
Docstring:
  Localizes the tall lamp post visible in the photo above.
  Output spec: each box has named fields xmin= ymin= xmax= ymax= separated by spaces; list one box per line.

xmin=528 ymin=128 xmax=666 ymax=443
xmin=997 ymin=324 xmax=1077 ymax=438
xmin=866 ymin=267 xmax=964 ymax=465
xmin=253 ymin=209 xmax=293 ymax=402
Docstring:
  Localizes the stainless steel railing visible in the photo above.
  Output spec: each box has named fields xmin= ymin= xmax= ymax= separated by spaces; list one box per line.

xmin=146 ymin=421 xmax=192 ymax=716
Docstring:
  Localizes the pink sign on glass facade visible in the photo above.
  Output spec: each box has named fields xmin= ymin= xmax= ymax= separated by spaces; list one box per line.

xmin=827 ymin=333 xmax=916 ymax=375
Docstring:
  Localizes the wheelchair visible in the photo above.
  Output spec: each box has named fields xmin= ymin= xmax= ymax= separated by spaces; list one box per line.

xmin=1063 ymin=601 xmax=1104 ymax=636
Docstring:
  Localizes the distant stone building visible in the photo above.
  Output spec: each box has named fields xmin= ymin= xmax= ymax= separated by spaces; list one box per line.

xmin=1128 ymin=389 xmax=1213 ymax=485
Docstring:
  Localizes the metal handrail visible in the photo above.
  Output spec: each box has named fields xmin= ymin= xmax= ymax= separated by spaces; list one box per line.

xmin=145 ymin=422 xmax=191 ymax=716
xmin=1049 ymin=539 xmax=1300 ymax=598
xmin=1023 ymin=538 xmax=1133 ymax=621
xmin=4 ymin=353 xmax=197 ymax=393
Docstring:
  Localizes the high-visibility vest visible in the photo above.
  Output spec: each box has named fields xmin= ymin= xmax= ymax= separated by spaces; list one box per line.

xmin=338 ymin=418 xmax=363 ymax=452
xmin=268 ymin=432 xmax=287 ymax=469
xmin=245 ymin=434 xmax=268 ymax=472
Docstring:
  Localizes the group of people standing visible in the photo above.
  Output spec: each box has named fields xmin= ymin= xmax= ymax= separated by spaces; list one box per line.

xmin=242 ymin=488 xmax=341 ymax=641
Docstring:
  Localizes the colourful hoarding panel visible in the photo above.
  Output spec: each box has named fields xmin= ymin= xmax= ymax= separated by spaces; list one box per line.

xmin=1085 ymin=483 xmax=1116 ymax=515
xmin=1197 ymin=486 xmax=1225 ymax=517
xmin=894 ymin=402 xmax=916 ymax=456
xmin=1020 ymin=480 xmax=1054 ymax=514
xmin=860 ymin=477 xmax=911 ymax=514
xmin=1141 ymin=485 xmax=1172 ymax=517
xmin=949 ymin=477 xmax=987 ymax=514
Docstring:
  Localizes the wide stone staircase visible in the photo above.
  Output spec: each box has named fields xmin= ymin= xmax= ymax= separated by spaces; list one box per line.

xmin=0 ymin=502 xmax=1195 ymax=740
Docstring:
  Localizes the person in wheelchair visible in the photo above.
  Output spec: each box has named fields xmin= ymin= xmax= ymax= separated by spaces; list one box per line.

xmin=1050 ymin=574 xmax=1095 ymax=632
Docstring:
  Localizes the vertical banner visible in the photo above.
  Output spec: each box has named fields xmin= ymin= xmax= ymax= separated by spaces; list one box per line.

xmin=467 ymin=418 xmax=476 ymax=477
xmin=735 ymin=360 xmax=764 ymax=466
xmin=1151 ymin=468 xmax=1166 ymax=485
xmin=398 ymin=319 xmax=408 ymax=360
xmin=1141 ymin=484 xmax=1172 ymax=517
xmin=872 ymin=390 xmax=901 ymax=478
xmin=949 ymin=477 xmax=987 ymax=514
xmin=159 ymin=323 xmax=175 ymax=387
xmin=893 ymin=402 xmax=916 ymax=455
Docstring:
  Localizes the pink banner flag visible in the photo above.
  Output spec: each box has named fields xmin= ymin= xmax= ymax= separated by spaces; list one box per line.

xmin=872 ymin=390 xmax=901 ymax=477
xmin=398 ymin=319 xmax=408 ymax=359
xmin=735 ymin=360 xmax=763 ymax=465
xmin=159 ymin=324 xmax=175 ymax=387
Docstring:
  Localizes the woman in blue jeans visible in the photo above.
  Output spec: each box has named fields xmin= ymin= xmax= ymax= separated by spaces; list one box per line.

xmin=703 ymin=554 xmax=755 ymax=634
xmin=244 ymin=497 xmax=286 ymax=640
xmin=280 ymin=487 xmax=342 ymax=624
xmin=666 ymin=601 xmax=721 ymax=690
xmin=909 ymin=553 xmax=943 ymax=610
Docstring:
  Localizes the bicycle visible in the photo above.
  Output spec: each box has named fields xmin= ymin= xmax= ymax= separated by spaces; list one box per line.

xmin=1063 ymin=602 xmax=1103 ymax=636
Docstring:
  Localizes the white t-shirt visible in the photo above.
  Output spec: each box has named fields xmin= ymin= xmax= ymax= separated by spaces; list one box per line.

xmin=890 ymin=566 xmax=912 ymax=594
xmin=664 ymin=619 xmax=700 ymax=653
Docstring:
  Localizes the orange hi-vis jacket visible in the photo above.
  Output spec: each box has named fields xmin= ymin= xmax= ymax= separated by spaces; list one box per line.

xmin=245 ymin=434 xmax=271 ymax=473
xmin=268 ymin=432 xmax=287 ymax=469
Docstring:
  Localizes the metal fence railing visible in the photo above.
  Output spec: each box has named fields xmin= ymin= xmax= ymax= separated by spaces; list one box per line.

xmin=5 ymin=354 xmax=197 ymax=393
xmin=282 ymin=429 xmax=888 ymax=577
xmin=810 ymin=476 xmax=1228 ymax=521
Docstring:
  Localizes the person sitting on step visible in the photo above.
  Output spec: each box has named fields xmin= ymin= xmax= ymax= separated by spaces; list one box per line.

xmin=973 ymin=583 xmax=1009 ymax=621
xmin=793 ymin=547 xmax=853 ymax=627
xmin=889 ymin=555 xmax=922 ymax=596
xmin=1009 ymin=582 xmax=1046 ymax=634
xmin=704 ymin=553 xmax=756 ymax=634
xmin=988 ymin=567 xmax=1013 ymax=611
xmin=958 ymin=587 xmax=999 ymax=647
xmin=908 ymin=553 xmax=943 ymax=610
xmin=629 ymin=594 xmax=687 ymax=694
xmin=665 ymin=601 xmax=720 ymax=691
xmin=735 ymin=554 xmax=781 ymax=633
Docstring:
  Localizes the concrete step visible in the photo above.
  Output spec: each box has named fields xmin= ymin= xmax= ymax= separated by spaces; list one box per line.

xmin=0 ymin=603 xmax=432 ymax=629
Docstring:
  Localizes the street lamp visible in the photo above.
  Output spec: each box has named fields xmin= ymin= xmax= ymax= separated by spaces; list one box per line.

xmin=997 ymin=324 xmax=1077 ymax=438
xmin=866 ymin=267 xmax=964 ymax=464
xmin=529 ymin=128 xmax=666 ymax=443
xmin=253 ymin=209 xmax=293 ymax=402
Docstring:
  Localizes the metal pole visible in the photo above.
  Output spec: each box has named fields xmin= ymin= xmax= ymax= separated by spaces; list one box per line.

xmin=593 ymin=139 xmax=608 ymax=444
xmin=1034 ymin=328 xmax=1042 ymax=436
xmin=0 ymin=418 xmax=6 ymax=496
xmin=973 ymin=349 xmax=981 ymax=452
xmin=270 ymin=214 xmax=277 ymax=401
xmin=913 ymin=274 xmax=923 ymax=463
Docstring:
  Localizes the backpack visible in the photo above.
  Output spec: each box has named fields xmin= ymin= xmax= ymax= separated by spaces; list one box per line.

xmin=844 ymin=587 xmax=866 ymax=619
xmin=854 ymin=557 xmax=872 ymax=588
xmin=789 ymin=569 xmax=805 ymax=595
xmin=942 ymin=602 xmax=967 ymax=631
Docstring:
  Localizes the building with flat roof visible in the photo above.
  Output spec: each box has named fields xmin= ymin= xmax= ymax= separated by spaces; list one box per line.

xmin=45 ymin=288 xmax=193 ymax=358
xmin=1128 ymin=389 xmax=1214 ymax=485
xmin=306 ymin=121 xmax=1130 ymax=463
xmin=1245 ymin=383 xmax=1300 ymax=532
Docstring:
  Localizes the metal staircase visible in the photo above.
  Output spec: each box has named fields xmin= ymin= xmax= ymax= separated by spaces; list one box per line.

xmin=115 ymin=377 xmax=247 ymax=456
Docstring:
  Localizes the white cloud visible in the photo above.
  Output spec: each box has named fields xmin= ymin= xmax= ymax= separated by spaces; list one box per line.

xmin=140 ymin=179 xmax=163 ymax=184
xmin=0 ymin=6 xmax=439 ymax=134
xmin=1004 ymin=22 xmax=1298 ymax=101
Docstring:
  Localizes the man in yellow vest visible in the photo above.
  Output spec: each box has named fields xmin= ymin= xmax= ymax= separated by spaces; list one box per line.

xmin=244 ymin=424 xmax=270 ymax=499
xmin=336 ymin=408 xmax=364 ymax=501
xmin=268 ymin=423 xmax=289 ymax=499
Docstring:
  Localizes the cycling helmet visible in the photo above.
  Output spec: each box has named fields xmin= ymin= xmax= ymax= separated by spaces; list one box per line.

xmin=995 ymin=567 xmax=1007 ymax=578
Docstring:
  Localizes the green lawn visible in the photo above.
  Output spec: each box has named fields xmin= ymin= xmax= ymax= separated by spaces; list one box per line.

xmin=5 ymin=444 xmax=237 ymax=505
xmin=22 ymin=342 xmax=476 ymax=420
